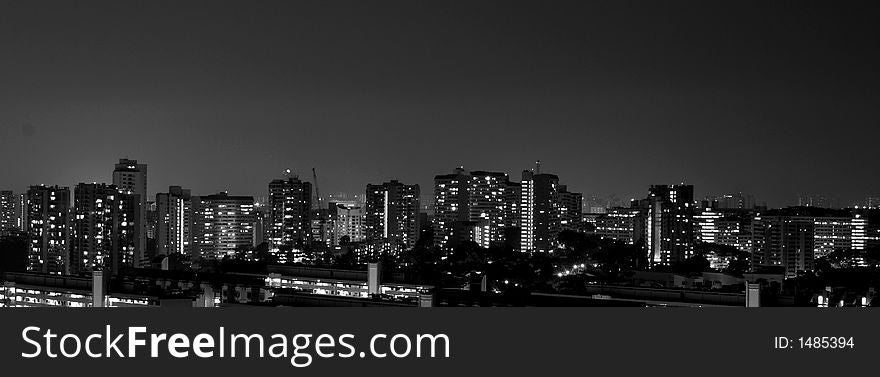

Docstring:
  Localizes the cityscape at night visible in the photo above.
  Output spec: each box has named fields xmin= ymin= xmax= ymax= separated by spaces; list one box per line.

xmin=3 ymin=2 xmax=880 ymax=374
xmin=1 ymin=1 xmax=879 ymax=310
xmin=2 ymin=158 xmax=879 ymax=308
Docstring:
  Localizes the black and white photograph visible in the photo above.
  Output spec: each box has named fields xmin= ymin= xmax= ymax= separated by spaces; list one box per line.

xmin=0 ymin=0 xmax=878 ymax=374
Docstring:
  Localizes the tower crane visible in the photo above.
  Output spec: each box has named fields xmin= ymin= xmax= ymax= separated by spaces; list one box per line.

xmin=312 ymin=167 xmax=323 ymax=210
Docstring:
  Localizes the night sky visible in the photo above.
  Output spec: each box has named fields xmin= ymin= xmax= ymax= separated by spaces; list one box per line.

xmin=1 ymin=0 xmax=878 ymax=207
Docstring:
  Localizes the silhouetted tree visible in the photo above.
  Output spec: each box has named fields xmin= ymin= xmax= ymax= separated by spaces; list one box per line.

xmin=670 ymin=255 xmax=710 ymax=274
xmin=694 ymin=242 xmax=750 ymax=275
xmin=331 ymin=250 xmax=357 ymax=269
xmin=0 ymin=235 xmax=27 ymax=273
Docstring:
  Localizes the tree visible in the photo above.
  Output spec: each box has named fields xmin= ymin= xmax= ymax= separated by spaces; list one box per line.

xmin=693 ymin=242 xmax=750 ymax=275
xmin=725 ymin=255 xmax=751 ymax=275
xmin=445 ymin=241 xmax=487 ymax=276
xmin=0 ymin=235 xmax=28 ymax=273
xmin=670 ymin=255 xmax=710 ymax=274
xmin=331 ymin=250 xmax=357 ymax=269
xmin=398 ymin=241 xmax=444 ymax=285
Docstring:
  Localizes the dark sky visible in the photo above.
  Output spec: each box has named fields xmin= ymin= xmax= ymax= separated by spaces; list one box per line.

xmin=1 ymin=0 xmax=878 ymax=207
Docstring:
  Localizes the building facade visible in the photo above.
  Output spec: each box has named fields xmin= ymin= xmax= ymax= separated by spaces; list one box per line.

xmin=433 ymin=168 xmax=473 ymax=249
xmin=714 ymin=213 xmax=753 ymax=252
xmin=112 ymin=159 xmax=147 ymax=266
xmin=364 ymin=180 xmax=420 ymax=250
xmin=750 ymin=215 xmax=814 ymax=277
xmin=645 ymin=184 xmax=695 ymax=266
xmin=520 ymin=170 xmax=561 ymax=253
xmin=433 ymin=168 xmax=519 ymax=249
xmin=593 ymin=207 xmax=646 ymax=245
xmin=750 ymin=209 xmax=869 ymax=277
xmin=559 ymin=185 xmax=583 ymax=232
xmin=192 ymin=193 xmax=255 ymax=261
xmin=70 ymin=183 xmax=137 ymax=275
xmin=25 ymin=185 xmax=71 ymax=274
xmin=155 ymin=186 xmax=194 ymax=258
xmin=268 ymin=176 xmax=312 ymax=253
xmin=0 ymin=190 xmax=16 ymax=235
xmin=328 ymin=201 xmax=365 ymax=246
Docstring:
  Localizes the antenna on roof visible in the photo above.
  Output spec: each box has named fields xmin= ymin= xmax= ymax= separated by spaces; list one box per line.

xmin=535 ymin=160 xmax=542 ymax=174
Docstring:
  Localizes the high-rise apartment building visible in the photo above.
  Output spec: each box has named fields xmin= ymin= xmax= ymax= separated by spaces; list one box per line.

xmin=558 ymin=185 xmax=583 ymax=232
xmin=253 ymin=203 xmax=269 ymax=247
xmin=16 ymin=193 xmax=27 ymax=231
xmin=748 ymin=206 xmax=869 ymax=276
xmin=503 ymin=181 xmax=521 ymax=234
xmin=593 ymin=207 xmax=646 ymax=245
xmin=714 ymin=213 xmax=753 ymax=252
xmin=645 ymin=184 xmax=695 ymax=266
xmin=155 ymin=186 xmax=194 ymax=258
xmin=311 ymin=208 xmax=332 ymax=247
xmin=695 ymin=207 xmax=723 ymax=244
xmin=146 ymin=200 xmax=157 ymax=239
xmin=364 ymin=180 xmax=420 ymax=249
xmin=814 ymin=215 xmax=866 ymax=258
xmin=70 ymin=183 xmax=137 ymax=275
xmin=268 ymin=176 xmax=312 ymax=253
xmin=433 ymin=168 xmax=520 ymax=249
xmin=707 ymin=193 xmax=756 ymax=210
xmin=192 ymin=193 xmax=255 ymax=261
xmin=467 ymin=171 xmax=518 ymax=248
xmin=0 ymin=190 xmax=16 ymax=235
xmin=750 ymin=215 xmax=814 ymax=277
xmin=25 ymin=185 xmax=71 ymax=274
xmin=433 ymin=168 xmax=472 ymax=249
xmin=520 ymin=170 xmax=563 ymax=253
xmin=328 ymin=201 xmax=365 ymax=246
xmin=112 ymin=159 xmax=147 ymax=266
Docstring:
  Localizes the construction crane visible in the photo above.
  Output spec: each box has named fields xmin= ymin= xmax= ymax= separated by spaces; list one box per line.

xmin=312 ymin=167 xmax=322 ymax=210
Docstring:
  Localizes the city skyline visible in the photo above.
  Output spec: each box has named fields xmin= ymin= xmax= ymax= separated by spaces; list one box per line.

xmin=8 ymin=157 xmax=876 ymax=278
xmin=3 ymin=5 xmax=880 ymax=377
xmin=2 ymin=1 xmax=879 ymax=207
xmin=0 ymin=158 xmax=876 ymax=210
xmin=4 ymin=159 xmax=879 ymax=306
